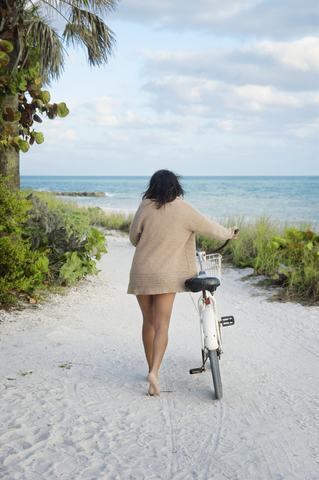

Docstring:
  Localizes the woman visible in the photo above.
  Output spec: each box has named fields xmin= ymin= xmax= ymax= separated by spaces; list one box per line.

xmin=128 ymin=170 xmax=238 ymax=396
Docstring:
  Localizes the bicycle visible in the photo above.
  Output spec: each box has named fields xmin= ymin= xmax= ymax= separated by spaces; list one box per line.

xmin=185 ymin=230 xmax=239 ymax=400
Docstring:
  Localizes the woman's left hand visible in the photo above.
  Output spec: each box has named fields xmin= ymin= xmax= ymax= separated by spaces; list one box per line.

xmin=231 ymin=228 xmax=239 ymax=239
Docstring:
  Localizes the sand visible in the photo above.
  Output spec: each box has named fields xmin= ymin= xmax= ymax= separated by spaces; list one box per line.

xmin=0 ymin=232 xmax=318 ymax=480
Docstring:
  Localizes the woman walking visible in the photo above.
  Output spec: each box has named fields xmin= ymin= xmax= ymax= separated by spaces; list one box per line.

xmin=128 ymin=170 xmax=238 ymax=395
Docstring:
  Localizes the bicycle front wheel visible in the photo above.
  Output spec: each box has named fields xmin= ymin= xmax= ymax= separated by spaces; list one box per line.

xmin=208 ymin=349 xmax=223 ymax=399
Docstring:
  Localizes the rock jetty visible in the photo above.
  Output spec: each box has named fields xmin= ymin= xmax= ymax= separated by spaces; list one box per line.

xmin=54 ymin=192 xmax=105 ymax=197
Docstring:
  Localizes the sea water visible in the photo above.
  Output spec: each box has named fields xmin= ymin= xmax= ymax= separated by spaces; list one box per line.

xmin=20 ymin=176 xmax=319 ymax=224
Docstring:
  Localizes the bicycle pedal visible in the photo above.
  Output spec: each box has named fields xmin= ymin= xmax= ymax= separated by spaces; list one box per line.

xmin=189 ymin=367 xmax=204 ymax=375
xmin=220 ymin=315 xmax=235 ymax=326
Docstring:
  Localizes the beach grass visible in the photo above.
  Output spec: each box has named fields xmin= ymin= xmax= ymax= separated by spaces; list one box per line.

xmin=20 ymin=190 xmax=134 ymax=233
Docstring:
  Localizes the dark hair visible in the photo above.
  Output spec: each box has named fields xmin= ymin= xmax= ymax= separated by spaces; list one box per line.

xmin=142 ymin=169 xmax=185 ymax=208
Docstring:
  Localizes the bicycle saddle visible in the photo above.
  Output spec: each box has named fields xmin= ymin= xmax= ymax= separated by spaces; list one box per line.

xmin=185 ymin=275 xmax=220 ymax=293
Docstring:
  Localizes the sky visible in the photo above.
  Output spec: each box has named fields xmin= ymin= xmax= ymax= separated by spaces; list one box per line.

xmin=21 ymin=0 xmax=319 ymax=177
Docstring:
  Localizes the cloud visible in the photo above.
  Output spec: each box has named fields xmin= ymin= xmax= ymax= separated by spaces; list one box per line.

xmin=80 ymin=97 xmax=121 ymax=126
xmin=78 ymin=96 xmax=203 ymax=133
xmin=115 ymin=0 xmax=319 ymax=39
xmin=258 ymin=37 xmax=319 ymax=72
xmin=67 ymin=34 xmax=318 ymax=154
xmin=234 ymin=85 xmax=300 ymax=108
xmin=43 ymin=127 xmax=79 ymax=141
xmin=139 ymin=35 xmax=319 ymax=145
xmin=143 ymin=76 xmax=316 ymax=115
xmin=143 ymin=37 xmax=319 ymax=91
xmin=32 ymin=118 xmax=79 ymax=142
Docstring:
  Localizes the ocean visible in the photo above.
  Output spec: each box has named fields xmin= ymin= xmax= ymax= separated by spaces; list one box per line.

xmin=20 ymin=176 xmax=319 ymax=224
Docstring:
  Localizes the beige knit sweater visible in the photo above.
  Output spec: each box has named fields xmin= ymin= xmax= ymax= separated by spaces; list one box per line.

xmin=127 ymin=198 xmax=236 ymax=295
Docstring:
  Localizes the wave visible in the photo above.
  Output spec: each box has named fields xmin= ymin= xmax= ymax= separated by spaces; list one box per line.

xmin=105 ymin=192 xmax=116 ymax=197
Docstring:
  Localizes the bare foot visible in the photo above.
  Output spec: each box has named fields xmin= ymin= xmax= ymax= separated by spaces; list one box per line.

xmin=147 ymin=372 xmax=160 ymax=396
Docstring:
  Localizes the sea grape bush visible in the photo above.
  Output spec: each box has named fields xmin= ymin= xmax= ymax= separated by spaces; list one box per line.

xmin=266 ymin=228 xmax=319 ymax=299
xmin=59 ymin=229 xmax=107 ymax=285
xmin=24 ymin=194 xmax=107 ymax=285
xmin=266 ymin=228 xmax=319 ymax=260
xmin=0 ymin=177 xmax=49 ymax=301
xmin=24 ymin=194 xmax=87 ymax=260
xmin=234 ymin=228 xmax=319 ymax=299
xmin=0 ymin=40 xmax=69 ymax=154
xmin=0 ymin=180 xmax=107 ymax=304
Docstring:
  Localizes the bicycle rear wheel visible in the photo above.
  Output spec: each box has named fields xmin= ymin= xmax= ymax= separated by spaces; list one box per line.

xmin=208 ymin=349 xmax=223 ymax=399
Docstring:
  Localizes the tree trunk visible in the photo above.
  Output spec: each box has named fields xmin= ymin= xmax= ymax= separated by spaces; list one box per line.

xmin=0 ymin=149 xmax=20 ymax=194
xmin=0 ymin=95 xmax=20 ymax=193
xmin=0 ymin=0 xmax=22 ymax=193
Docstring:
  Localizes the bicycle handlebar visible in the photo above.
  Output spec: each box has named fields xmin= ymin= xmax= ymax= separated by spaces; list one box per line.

xmin=204 ymin=228 xmax=239 ymax=255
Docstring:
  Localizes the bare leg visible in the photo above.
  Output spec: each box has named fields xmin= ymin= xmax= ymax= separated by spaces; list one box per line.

xmin=137 ymin=295 xmax=155 ymax=372
xmin=137 ymin=293 xmax=176 ymax=395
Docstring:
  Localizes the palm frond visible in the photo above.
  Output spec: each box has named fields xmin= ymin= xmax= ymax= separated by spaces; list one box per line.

xmin=26 ymin=19 xmax=65 ymax=81
xmin=40 ymin=0 xmax=118 ymax=17
xmin=63 ymin=7 xmax=115 ymax=66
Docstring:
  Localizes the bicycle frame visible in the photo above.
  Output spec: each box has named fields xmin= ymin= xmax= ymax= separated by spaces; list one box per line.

xmin=196 ymin=251 xmax=222 ymax=354
xmin=188 ymin=231 xmax=238 ymax=397
xmin=198 ymin=292 xmax=221 ymax=352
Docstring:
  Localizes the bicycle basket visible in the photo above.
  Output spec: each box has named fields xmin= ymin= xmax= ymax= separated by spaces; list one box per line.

xmin=197 ymin=253 xmax=222 ymax=281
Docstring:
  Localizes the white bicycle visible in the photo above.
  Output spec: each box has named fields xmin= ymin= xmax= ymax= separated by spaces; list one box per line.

xmin=185 ymin=232 xmax=238 ymax=400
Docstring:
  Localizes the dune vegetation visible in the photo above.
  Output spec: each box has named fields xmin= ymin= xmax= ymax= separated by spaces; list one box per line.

xmin=196 ymin=215 xmax=319 ymax=303
xmin=2 ymin=187 xmax=318 ymax=305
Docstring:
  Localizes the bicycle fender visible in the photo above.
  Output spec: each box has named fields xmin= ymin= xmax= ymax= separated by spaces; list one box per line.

xmin=202 ymin=307 xmax=219 ymax=350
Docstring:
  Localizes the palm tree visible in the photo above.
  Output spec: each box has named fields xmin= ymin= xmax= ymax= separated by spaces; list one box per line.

xmin=0 ymin=0 xmax=118 ymax=192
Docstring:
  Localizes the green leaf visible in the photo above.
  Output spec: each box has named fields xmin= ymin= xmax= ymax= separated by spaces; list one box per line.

xmin=31 ymin=99 xmax=44 ymax=110
xmin=17 ymin=77 xmax=27 ymax=91
xmin=267 ymin=240 xmax=279 ymax=250
xmin=304 ymin=241 xmax=313 ymax=251
xmin=6 ymin=78 xmax=19 ymax=95
xmin=18 ymin=139 xmax=30 ymax=153
xmin=28 ymin=65 xmax=39 ymax=79
xmin=57 ymin=102 xmax=69 ymax=118
xmin=0 ymin=51 xmax=10 ymax=67
xmin=35 ymin=255 xmax=49 ymax=272
xmin=41 ymin=91 xmax=50 ymax=103
xmin=34 ymin=132 xmax=44 ymax=144
xmin=0 ymin=40 xmax=13 ymax=53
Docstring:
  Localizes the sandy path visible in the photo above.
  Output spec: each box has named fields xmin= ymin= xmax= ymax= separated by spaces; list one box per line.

xmin=0 ymin=233 xmax=318 ymax=480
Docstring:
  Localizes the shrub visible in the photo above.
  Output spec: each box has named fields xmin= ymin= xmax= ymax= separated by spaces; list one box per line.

xmin=23 ymin=194 xmax=107 ymax=285
xmin=266 ymin=228 xmax=319 ymax=300
xmin=24 ymin=193 xmax=88 ymax=261
xmin=0 ymin=177 xmax=49 ymax=301
xmin=196 ymin=215 xmax=319 ymax=302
